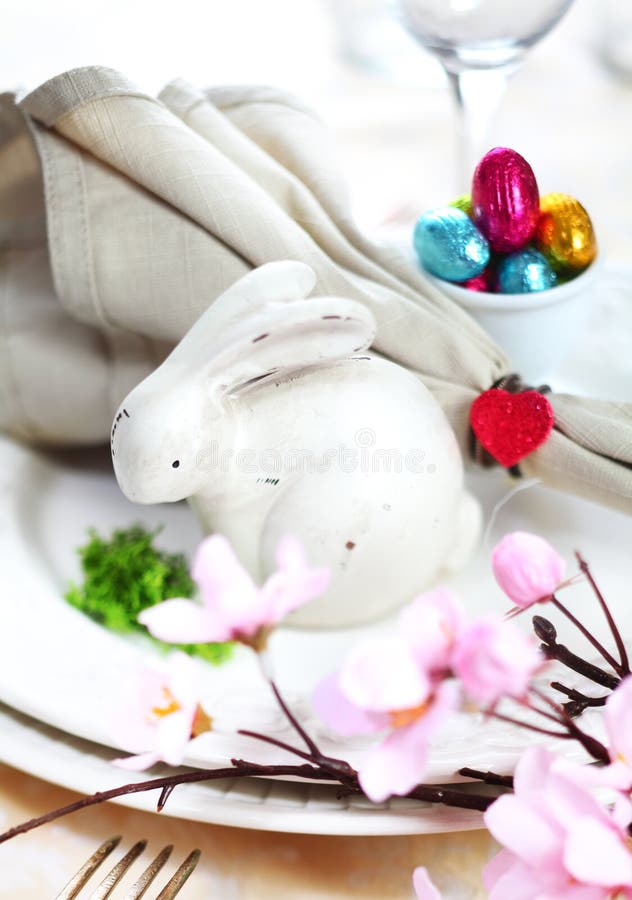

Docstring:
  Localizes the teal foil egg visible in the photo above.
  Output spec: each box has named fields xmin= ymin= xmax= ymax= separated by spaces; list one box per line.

xmin=413 ymin=208 xmax=490 ymax=282
xmin=497 ymin=249 xmax=557 ymax=294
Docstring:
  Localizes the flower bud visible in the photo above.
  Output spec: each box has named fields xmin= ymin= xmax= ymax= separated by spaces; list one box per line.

xmin=492 ymin=531 xmax=565 ymax=609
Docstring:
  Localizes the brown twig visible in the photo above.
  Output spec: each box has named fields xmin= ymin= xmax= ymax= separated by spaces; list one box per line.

xmin=532 ymin=616 xmax=620 ymax=690
xmin=529 ymin=686 xmax=610 ymax=763
xmin=457 ymin=768 xmax=514 ymax=788
xmin=549 ymin=682 xmax=609 ymax=718
xmin=551 ymin=597 xmax=622 ymax=675
xmin=238 ymin=728 xmax=356 ymax=782
xmin=405 ymin=784 xmax=495 ymax=811
xmin=0 ymin=763 xmax=329 ymax=845
xmin=269 ymin=680 xmax=321 ymax=756
xmin=157 ymin=783 xmax=176 ymax=813
xmin=0 ymin=754 xmax=500 ymax=845
xmin=576 ymin=552 xmax=630 ymax=675
xmin=488 ymin=708 xmax=571 ymax=740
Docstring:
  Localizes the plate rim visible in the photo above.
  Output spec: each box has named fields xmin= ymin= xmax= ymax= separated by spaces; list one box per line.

xmin=0 ymin=700 xmax=487 ymax=836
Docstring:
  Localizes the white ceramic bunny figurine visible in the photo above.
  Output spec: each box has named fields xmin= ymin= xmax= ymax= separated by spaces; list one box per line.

xmin=111 ymin=261 xmax=480 ymax=627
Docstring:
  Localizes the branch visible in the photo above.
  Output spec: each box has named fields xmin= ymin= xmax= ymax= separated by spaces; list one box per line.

xmin=529 ymin=686 xmax=610 ymax=764
xmin=269 ymin=680 xmax=321 ymax=756
xmin=549 ymin=682 xmax=609 ymax=718
xmin=551 ymin=597 xmax=623 ymax=676
xmin=532 ymin=616 xmax=620 ymax=689
xmin=0 ymin=763 xmax=326 ymax=845
xmin=405 ymin=784 xmax=495 ymax=811
xmin=458 ymin=768 xmax=514 ymax=788
xmin=576 ymin=551 xmax=630 ymax=675
xmin=0 ymin=756 xmax=498 ymax=844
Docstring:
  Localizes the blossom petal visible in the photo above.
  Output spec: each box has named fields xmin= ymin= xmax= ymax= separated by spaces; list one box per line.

xmin=311 ymin=672 xmax=386 ymax=736
xmin=166 ymin=651 xmax=202 ymax=711
xmin=399 ymin=589 xmax=467 ymax=671
xmin=492 ymin=532 xmax=565 ymax=608
xmin=483 ymin=849 xmax=518 ymax=893
xmin=564 ymin=817 xmax=632 ymax=888
xmin=262 ymin=565 xmax=330 ymax=620
xmin=358 ymin=683 xmax=457 ymax=802
xmin=139 ymin=598 xmax=230 ymax=643
xmin=412 ymin=867 xmax=442 ymax=900
xmin=452 ymin=616 xmax=542 ymax=705
xmin=545 ymin=770 xmax=612 ymax=834
xmin=155 ymin=709 xmax=194 ymax=766
xmin=192 ymin=534 xmax=260 ymax=621
xmin=611 ymin=792 xmax=632 ymax=832
xmin=513 ymin=745 xmax=555 ymax=795
xmin=261 ymin=535 xmax=330 ymax=620
xmin=112 ymin=751 xmax=161 ymax=771
xmin=605 ymin=676 xmax=632 ymax=768
xmin=359 ymin=723 xmax=431 ymax=802
xmin=484 ymin=851 xmax=542 ymax=900
xmin=339 ymin=636 xmax=430 ymax=713
xmin=484 ymin=794 xmax=562 ymax=868
xmin=109 ymin=669 xmax=164 ymax=753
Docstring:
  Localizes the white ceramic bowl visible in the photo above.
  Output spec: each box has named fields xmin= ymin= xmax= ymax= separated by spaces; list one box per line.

xmin=430 ymin=259 xmax=599 ymax=383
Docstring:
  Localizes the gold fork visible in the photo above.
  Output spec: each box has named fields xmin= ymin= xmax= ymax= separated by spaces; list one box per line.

xmin=55 ymin=835 xmax=201 ymax=899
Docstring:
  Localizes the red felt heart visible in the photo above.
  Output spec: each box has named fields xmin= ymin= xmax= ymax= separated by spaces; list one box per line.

xmin=470 ymin=388 xmax=554 ymax=468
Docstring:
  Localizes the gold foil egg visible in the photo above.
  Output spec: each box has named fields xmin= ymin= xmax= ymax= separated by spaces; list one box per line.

xmin=535 ymin=192 xmax=597 ymax=274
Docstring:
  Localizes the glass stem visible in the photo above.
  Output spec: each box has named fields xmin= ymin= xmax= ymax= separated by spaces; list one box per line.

xmin=446 ymin=66 xmax=512 ymax=191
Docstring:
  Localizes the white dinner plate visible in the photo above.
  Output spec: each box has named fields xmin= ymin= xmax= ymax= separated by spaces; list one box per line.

xmin=0 ymin=265 xmax=630 ymax=789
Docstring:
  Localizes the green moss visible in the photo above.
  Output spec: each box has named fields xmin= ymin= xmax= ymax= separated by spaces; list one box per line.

xmin=65 ymin=525 xmax=232 ymax=665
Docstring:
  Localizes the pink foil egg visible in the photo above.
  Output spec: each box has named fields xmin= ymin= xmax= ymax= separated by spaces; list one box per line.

xmin=465 ymin=268 xmax=494 ymax=292
xmin=472 ymin=148 xmax=540 ymax=253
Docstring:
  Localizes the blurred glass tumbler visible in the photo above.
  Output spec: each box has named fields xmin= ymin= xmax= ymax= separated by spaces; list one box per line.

xmin=325 ymin=0 xmax=442 ymax=83
xmin=429 ymin=260 xmax=598 ymax=382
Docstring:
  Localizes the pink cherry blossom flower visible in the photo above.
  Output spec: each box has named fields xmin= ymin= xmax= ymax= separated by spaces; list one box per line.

xmin=312 ymin=635 xmax=458 ymax=802
xmin=413 ymin=867 xmax=442 ymax=899
xmin=112 ymin=652 xmax=210 ymax=771
xmin=492 ymin=531 xmax=566 ymax=610
xmin=484 ymin=746 xmax=632 ymax=899
xmin=452 ymin=616 xmax=543 ymax=705
xmin=139 ymin=534 xmax=329 ymax=648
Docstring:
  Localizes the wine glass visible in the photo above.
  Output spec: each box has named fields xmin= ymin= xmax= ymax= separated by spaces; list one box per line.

xmin=396 ymin=0 xmax=576 ymax=188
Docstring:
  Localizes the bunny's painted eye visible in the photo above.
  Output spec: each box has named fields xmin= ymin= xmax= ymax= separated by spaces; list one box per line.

xmin=172 ymin=460 xmax=180 ymax=468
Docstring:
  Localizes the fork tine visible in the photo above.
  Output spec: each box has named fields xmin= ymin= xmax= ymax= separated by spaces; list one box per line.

xmin=120 ymin=844 xmax=173 ymax=900
xmin=88 ymin=839 xmax=147 ymax=899
xmin=55 ymin=836 xmax=122 ymax=900
xmin=155 ymin=849 xmax=202 ymax=899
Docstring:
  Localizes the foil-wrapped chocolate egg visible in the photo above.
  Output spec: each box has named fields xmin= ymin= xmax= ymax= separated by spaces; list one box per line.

xmin=472 ymin=148 xmax=540 ymax=253
xmin=465 ymin=268 xmax=494 ymax=292
xmin=497 ymin=249 xmax=557 ymax=293
xmin=413 ymin=207 xmax=489 ymax=282
xmin=449 ymin=194 xmax=473 ymax=218
xmin=535 ymin=192 xmax=597 ymax=273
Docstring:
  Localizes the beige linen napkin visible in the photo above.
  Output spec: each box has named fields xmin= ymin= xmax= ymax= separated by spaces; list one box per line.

xmin=1 ymin=66 xmax=631 ymax=511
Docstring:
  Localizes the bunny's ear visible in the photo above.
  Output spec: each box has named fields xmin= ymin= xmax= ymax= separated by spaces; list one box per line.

xmin=210 ymin=260 xmax=317 ymax=316
xmin=203 ymin=294 xmax=377 ymax=395
xmin=169 ymin=260 xmax=317 ymax=367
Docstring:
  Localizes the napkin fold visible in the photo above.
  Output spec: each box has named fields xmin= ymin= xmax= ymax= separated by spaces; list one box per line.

xmin=1 ymin=66 xmax=631 ymax=512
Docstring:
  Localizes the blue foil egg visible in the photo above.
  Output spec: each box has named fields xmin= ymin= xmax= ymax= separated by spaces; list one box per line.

xmin=413 ymin=208 xmax=490 ymax=282
xmin=497 ymin=249 xmax=557 ymax=293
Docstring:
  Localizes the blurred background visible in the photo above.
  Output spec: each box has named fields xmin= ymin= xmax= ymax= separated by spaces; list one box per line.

xmin=2 ymin=0 xmax=632 ymax=260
